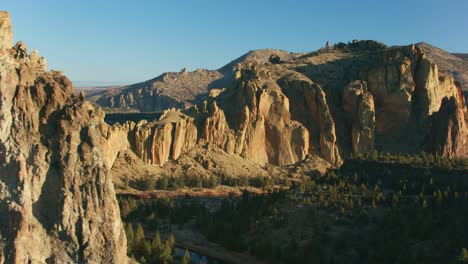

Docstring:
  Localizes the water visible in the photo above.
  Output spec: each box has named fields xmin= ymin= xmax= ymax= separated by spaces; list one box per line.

xmin=174 ymin=247 xmax=224 ymax=264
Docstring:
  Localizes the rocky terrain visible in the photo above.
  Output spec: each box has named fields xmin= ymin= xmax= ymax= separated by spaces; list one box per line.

xmin=0 ymin=12 xmax=127 ymax=263
xmin=90 ymin=44 xmax=468 ymax=112
xmin=453 ymin=53 xmax=468 ymax=61
xmin=1 ymin=7 xmax=467 ymax=263
xmin=417 ymin=43 xmax=468 ymax=90
xmin=91 ymin=41 xmax=467 ymax=188
xmin=87 ymin=49 xmax=303 ymax=113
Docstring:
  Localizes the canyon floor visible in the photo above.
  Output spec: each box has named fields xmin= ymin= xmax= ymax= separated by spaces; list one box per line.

xmin=118 ymin=153 xmax=468 ymax=264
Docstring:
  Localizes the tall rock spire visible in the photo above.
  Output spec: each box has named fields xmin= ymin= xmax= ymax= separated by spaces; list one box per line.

xmin=0 ymin=12 xmax=13 ymax=50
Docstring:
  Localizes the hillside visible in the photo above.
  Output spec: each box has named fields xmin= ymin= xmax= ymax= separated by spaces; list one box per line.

xmin=91 ymin=40 xmax=468 ymax=192
xmin=453 ymin=53 xmax=468 ymax=61
xmin=87 ymin=49 xmax=305 ymax=112
xmin=89 ymin=42 xmax=468 ymax=114
xmin=417 ymin=42 xmax=468 ymax=91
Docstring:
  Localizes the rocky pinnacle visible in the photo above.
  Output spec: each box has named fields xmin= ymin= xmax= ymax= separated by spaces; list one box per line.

xmin=0 ymin=12 xmax=12 ymax=50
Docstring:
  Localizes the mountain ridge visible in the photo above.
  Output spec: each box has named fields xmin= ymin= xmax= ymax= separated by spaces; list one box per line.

xmin=96 ymin=41 xmax=467 ymax=180
xmin=88 ymin=41 xmax=468 ymax=113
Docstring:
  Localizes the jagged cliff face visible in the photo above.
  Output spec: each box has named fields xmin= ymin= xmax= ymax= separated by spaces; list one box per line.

xmin=357 ymin=45 xmax=467 ymax=156
xmin=202 ymin=64 xmax=312 ymax=166
xmin=0 ymin=12 xmax=127 ymax=263
xmin=427 ymin=86 xmax=468 ymax=157
xmin=126 ymin=110 xmax=198 ymax=164
xmin=102 ymin=41 xmax=467 ymax=169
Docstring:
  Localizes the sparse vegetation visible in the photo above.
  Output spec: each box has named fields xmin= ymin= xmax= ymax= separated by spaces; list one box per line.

xmin=354 ymin=150 xmax=468 ymax=170
xmin=118 ymin=153 xmax=468 ymax=263
xmin=130 ymin=173 xmax=287 ymax=192
xmin=333 ymin=40 xmax=388 ymax=53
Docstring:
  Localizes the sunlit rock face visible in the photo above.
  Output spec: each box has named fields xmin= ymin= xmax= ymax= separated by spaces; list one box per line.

xmin=0 ymin=12 xmax=12 ymax=50
xmin=103 ymin=43 xmax=468 ymax=170
xmin=0 ymin=12 xmax=127 ymax=264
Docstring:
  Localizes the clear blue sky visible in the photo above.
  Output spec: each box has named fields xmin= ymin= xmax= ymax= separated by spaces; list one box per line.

xmin=2 ymin=0 xmax=468 ymax=86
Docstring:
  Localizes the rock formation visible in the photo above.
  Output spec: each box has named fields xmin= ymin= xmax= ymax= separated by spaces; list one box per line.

xmin=118 ymin=63 xmax=313 ymax=166
xmin=428 ymin=86 xmax=468 ymax=157
xmin=418 ymin=42 xmax=468 ymax=99
xmin=87 ymin=49 xmax=303 ymax=113
xmin=127 ymin=110 xmax=198 ymax=164
xmin=100 ymin=41 xmax=467 ymax=169
xmin=342 ymin=80 xmax=375 ymax=155
xmin=0 ymin=12 xmax=12 ymax=50
xmin=205 ymin=64 xmax=311 ymax=166
xmin=278 ymin=73 xmax=342 ymax=166
xmin=0 ymin=13 xmax=127 ymax=263
xmin=90 ymin=69 xmax=224 ymax=112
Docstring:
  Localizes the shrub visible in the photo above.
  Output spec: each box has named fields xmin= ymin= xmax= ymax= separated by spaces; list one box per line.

xmin=157 ymin=175 xmax=169 ymax=190
xmin=136 ymin=176 xmax=156 ymax=191
xmin=269 ymin=54 xmax=281 ymax=64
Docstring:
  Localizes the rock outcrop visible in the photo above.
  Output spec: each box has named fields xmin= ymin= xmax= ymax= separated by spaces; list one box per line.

xmin=213 ymin=63 xmax=311 ymax=166
xmin=278 ymin=73 xmax=341 ymax=166
xmin=0 ymin=13 xmax=127 ymax=263
xmin=118 ymin=64 xmax=312 ymax=167
xmin=0 ymin=12 xmax=12 ymax=50
xmin=101 ymin=41 xmax=467 ymax=169
xmin=342 ymin=80 xmax=375 ymax=155
xmin=127 ymin=109 xmax=198 ymax=164
xmin=87 ymin=49 xmax=304 ymax=113
xmin=418 ymin=42 xmax=468 ymax=99
xmin=428 ymin=86 xmax=468 ymax=157
xmin=90 ymin=69 xmax=225 ymax=112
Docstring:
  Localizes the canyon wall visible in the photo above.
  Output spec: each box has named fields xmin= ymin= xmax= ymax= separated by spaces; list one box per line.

xmin=0 ymin=12 xmax=127 ymax=263
xmin=106 ymin=43 xmax=467 ymax=168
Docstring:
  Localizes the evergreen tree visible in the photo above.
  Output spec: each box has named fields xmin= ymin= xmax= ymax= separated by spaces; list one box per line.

xmin=149 ymin=231 xmax=162 ymax=263
xmin=159 ymin=175 xmax=169 ymax=189
xmin=142 ymin=240 xmax=152 ymax=257
xmin=182 ymin=249 xmax=191 ymax=264
xmin=167 ymin=233 xmax=176 ymax=248
xmin=125 ymin=223 xmax=135 ymax=252
xmin=209 ymin=176 xmax=218 ymax=188
xmin=151 ymin=231 xmax=162 ymax=251
xmin=121 ymin=200 xmax=132 ymax=218
xmin=134 ymin=224 xmax=145 ymax=254
xmin=197 ymin=176 xmax=203 ymax=189
xmin=459 ymin=248 xmax=468 ymax=262
xmin=159 ymin=241 xmax=173 ymax=264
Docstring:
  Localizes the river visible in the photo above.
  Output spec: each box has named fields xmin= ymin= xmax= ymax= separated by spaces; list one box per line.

xmin=174 ymin=247 xmax=225 ymax=264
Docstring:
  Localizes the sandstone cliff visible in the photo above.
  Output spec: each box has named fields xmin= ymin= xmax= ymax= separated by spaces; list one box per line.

xmin=0 ymin=12 xmax=127 ymax=263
